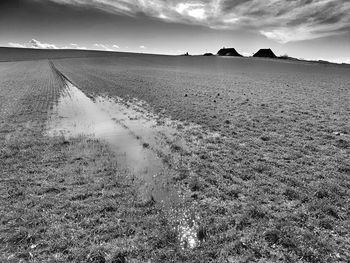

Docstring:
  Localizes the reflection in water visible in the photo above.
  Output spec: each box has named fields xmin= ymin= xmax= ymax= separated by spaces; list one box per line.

xmin=176 ymin=207 xmax=200 ymax=249
xmin=46 ymin=81 xmax=163 ymax=177
xmin=93 ymin=96 xmax=191 ymax=159
xmin=46 ymin=78 xmax=200 ymax=249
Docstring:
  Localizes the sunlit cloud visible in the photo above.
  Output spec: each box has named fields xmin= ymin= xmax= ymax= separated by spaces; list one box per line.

xmin=260 ymin=25 xmax=345 ymax=44
xmin=68 ymin=43 xmax=87 ymax=49
xmin=140 ymin=45 xmax=146 ymax=49
xmin=175 ymin=3 xmax=206 ymax=20
xmin=93 ymin=43 xmax=122 ymax=51
xmin=8 ymin=40 xmax=97 ymax=51
xmin=43 ymin=0 xmax=350 ymax=43
xmin=8 ymin=42 xmax=26 ymax=48
xmin=93 ymin=43 xmax=113 ymax=51
xmin=327 ymin=57 xmax=350 ymax=64
xmin=30 ymin=39 xmax=58 ymax=49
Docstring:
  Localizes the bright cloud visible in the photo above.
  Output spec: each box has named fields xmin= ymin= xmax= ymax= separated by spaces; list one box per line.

xmin=30 ymin=39 xmax=58 ymax=49
xmin=175 ymin=3 xmax=206 ymax=20
xmin=93 ymin=43 xmax=113 ymax=51
xmin=140 ymin=45 xmax=146 ymax=49
xmin=260 ymin=26 xmax=344 ymax=44
xmin=327 ymin=57 xmax=350 ymax=64
xmin=93 ymin=43 xmax=121 ymax=51
xmin=61 ymin=44 xmax=87 ymax=49
xmin=69 ymin=43 xmax=87 ymax=49
xmin=8 ymin=42 xmax=26 ymax=48
xmin=44 ymin=0 xmax=350 ymax=43
xmin=9 ymin=39 xmax=59 ymax=49
xmin=8 ymin=40 xmax=114 ymax=51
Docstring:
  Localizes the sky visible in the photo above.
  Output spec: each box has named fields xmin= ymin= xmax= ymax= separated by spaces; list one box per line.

xmin=0 ymin=0 xmax=349 ymax=63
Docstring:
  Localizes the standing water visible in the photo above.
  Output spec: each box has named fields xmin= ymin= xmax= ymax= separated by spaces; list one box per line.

xmin=46 ymin=75 xmax=201 ymax=249
xmin=46 ymin=81 xmax=164 ymax=176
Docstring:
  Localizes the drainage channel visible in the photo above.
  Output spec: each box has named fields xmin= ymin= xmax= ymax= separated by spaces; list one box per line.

xmin=46 ymin=67 xmax=201 ymax=249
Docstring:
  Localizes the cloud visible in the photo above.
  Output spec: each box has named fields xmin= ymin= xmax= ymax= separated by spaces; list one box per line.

xmin=94 ymin=43 xmax=121 ymax=51
xmin=260 ymin=25 xmax=345 ymax=44
xmin=68 ymin=43 xmax=87 ymax=49
xmin=8 ymin=42 xmax=26 ymax=48
xmin=93 ymin=43 xmax=114 ymax=51
xmin=44 ymin=0 xmax=350 ymax=43
xmin=140 ymin=45 xmax=146 ymax=49
xmin=8 ymin=40 xmax=113 ymax=51
xmin=9 ymin=40 xmax=96 ymax=51
xmin=9 ymin=39 xmax=60 ymax=49
xmin=30 ymin=39 xmax=58 ymax=49
xmin=175 ymin=3 xmax=206 ymax=20
xmin=328 ymin=57 xmax=350 ymax=64
xmin=61 ymin=44 xmax=87 ymax=49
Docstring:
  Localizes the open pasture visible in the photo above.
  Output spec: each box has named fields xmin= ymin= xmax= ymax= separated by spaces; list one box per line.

xmin=54 ymin=55 xmax=350 ymax=261
xmin=1 ymin=52 xmax=350 ymax=262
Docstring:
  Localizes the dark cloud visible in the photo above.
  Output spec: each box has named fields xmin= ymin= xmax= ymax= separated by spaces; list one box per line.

xmin=219 ymin=0 xmax=254 ymax=13
xmin=245 ymin=9 xmax=269 ymax=17
xmin=320 ymin=15 xmax=345 ymax=26
xmin=0 ymin=0 xmax=20 ymax=9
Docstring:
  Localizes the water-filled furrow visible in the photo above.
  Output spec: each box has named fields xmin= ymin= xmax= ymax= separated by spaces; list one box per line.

xmin=46 ymin=68 xmax=201 ymax=249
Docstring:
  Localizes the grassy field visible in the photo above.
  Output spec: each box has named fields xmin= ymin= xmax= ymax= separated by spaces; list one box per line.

xmin=0 ymin=60 xmax=201 ymax=263
xmin=1 ymin=52 xmax=350 ymax=262
xmin=0 ymin=47 xmax=126 ymax=62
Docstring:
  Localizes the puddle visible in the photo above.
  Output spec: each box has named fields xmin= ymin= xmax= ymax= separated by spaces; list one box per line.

xmin=93 ymin=96 xmax=192 ymax=159
xmin=46 ymin=80 xmax=167 ymax=178
xmin=174 ymin=206 xmax=201 ymax=249
xmin=46 ymin=75 xmax=200 ymax=249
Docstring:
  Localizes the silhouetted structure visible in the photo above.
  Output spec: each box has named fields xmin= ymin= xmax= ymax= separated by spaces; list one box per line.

xmin=253 ymin=48 xmax=277 ymax=58
xmin=203 ymin=53 xmax=214 ymax=56
xmin=217 ymin=48 xmax=243 ymax=57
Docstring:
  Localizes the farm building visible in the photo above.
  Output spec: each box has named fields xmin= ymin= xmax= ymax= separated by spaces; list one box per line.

xmin=217 ymin=48 xmax=243 ymax=57
xmin=253 ymin=48 xmax=277 ymax=58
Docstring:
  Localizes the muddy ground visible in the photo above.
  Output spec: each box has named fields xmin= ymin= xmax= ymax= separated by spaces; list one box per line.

xmin=1 ymin=55 xmax=350 ymax=262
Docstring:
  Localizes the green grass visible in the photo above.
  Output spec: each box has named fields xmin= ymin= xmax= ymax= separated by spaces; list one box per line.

xmin=52 ymin=56 xmax=350 ymax=262
xmin=0 ymin=60 xmax=217 ymax=262
xmin=1 ymin=132 xmax=184 ymax=262
xmin=1 ymin=56 xmax=350 ymax=262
